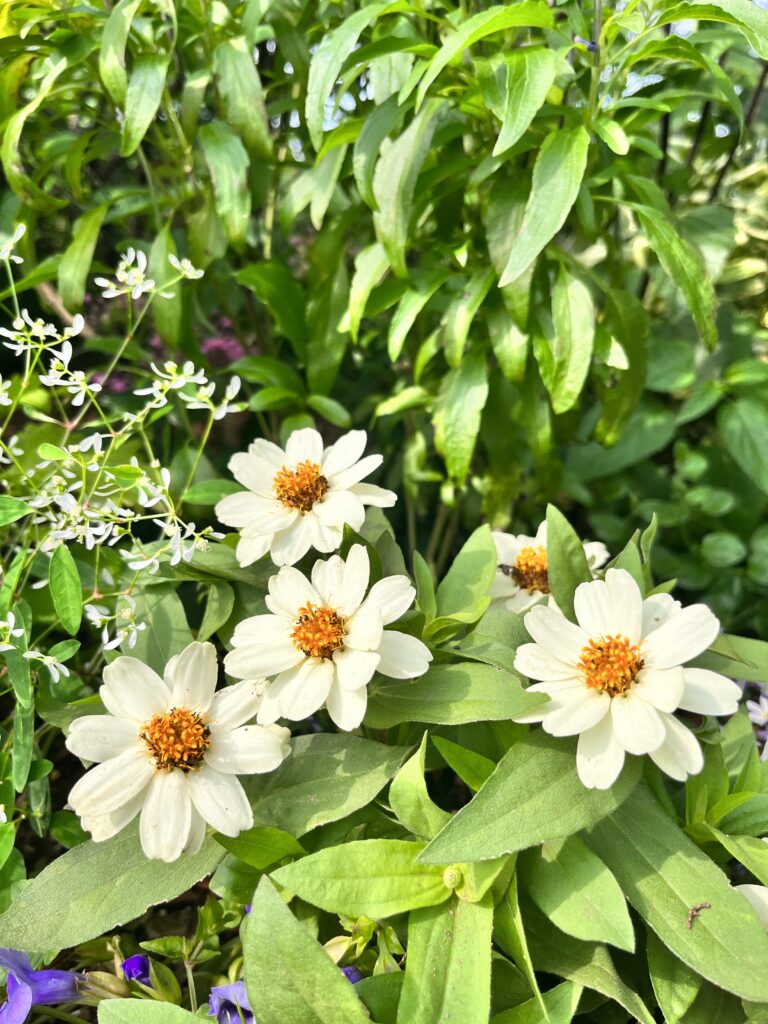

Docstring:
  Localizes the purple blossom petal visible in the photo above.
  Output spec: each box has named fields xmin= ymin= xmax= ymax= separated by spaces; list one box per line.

xmin=121 ymin=955 xmax=152 ymax=986
xmin=341 ymin=966 xmax=364 ymax=984
xmin=0 ymin=975 xmax=33 ymax=1024
xmin=208 ymin=980 xmax=254 ymax=1024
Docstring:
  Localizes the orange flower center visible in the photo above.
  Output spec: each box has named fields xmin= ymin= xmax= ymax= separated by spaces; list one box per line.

xmin=140 ymin=708 xmax=210 ymax=771
xmin=579 ymin=635 xmax=644 ymax=697
xmin=500 ymin=544 xmax=550 ymax=593
xmin=291 ymin=602 xmax=346 ymax=659
xmin=273 ymin=460 xmax=328 ymax=512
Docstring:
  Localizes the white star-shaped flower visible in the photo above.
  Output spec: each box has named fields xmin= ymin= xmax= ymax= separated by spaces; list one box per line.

xmin=216 ymin=428 xmax=397 ymax=567
xmin=513 ymin=568 xmax=741 ymax=789
xmin=224 ymin=544 xmax=432 ymax=730
xmin=66 ymin=642 xmax=290 ymax=862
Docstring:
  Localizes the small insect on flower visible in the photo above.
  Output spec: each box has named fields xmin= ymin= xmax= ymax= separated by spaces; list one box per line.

xmin=66 ymin=642 xmax=290 ymax=862
xmin=491 ymin=521 xmax=609 ymax=612
xmin=225 ymin=544 xmax=432 ymax=730
xmin=513 ymin=568 xmax=742 ymax=789
xmin=216 ymin=428 xmax=397 ymax=567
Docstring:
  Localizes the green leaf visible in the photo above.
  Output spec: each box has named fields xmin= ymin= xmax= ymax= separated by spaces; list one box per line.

xmin=49 ymin=544 xmax=82 ymax=636
xmin=492 ymin=49 xmax=558 ymax=156
xmin=273 ymin=840 xmax=449 ymax=918
xmin=703 ymin=827 xmax=768 ymax=887
xmin=236 ymin=264 xmax=307 ymax=354
xmin=585 ymin=786 xmax=768 ymax=1001
xmin=491 ymin=981 xmax=582 ymax=1024
xmin=184 ymin=479 xmax=240 ymax=505
xmin=433 ymin=349 xmax=490 ymax=485
xmin=443 ymin=269 xmax=495 ymax=367
xmin=306 ymin=394 xmax=351 ymax=428
xmin=12 ymin=700 xmax=34 ymax=793
xmin=198 ymin=582 xmax=235 ymax=642
xmin=545 ymin=505 xmax=593 ymax=621
xmin=520 ymin=835 xmax=635 ymax=951
xmin=214 ymin=825 xmax=305 ymax=870
xmin=494 ymin=874 xmax=547 ymax=1016
xmin=213 ymin=36 xmax=272 ymax=159
xmin=243 ymin=877 xmax=371 ymax=1024
xmin=373 ymin=99 xmax=444 ymax=276
xmin=539 ymin=269 xmax=594 ymax=413
xmin=249 ymin=733 xmax=408 ymax=836
xmin=58 ymin=205 xmax=107 ymax=311
xmin=594 ymin=118 xmax=630 ymax=155
xmin=389 ymin=733 xmax=452 ymax=840
xmin=419 ymin=732 xmax=641 ymax=865
xmin=353 ymin=93 xmax=404 ymax=210
xmin=647 ymin=929 xmax=702 ymax=1024
xmin=435 ymin=524 xmax=497 ymax=621
xmin=657 ymin=1 xmax=768 ymax=60
xmin=99 ymin=1002 xmax=200 ymax=1024
xmin=432 ymin=736 xmax=495 ymax=792
xmin=396 ymin=895 xmax=493 ymax=1024
xmin=0 ymin=496 xmax=30 ymax=527
xmin=199 ymin=121 xmax=251 ymax=245
xmin=148 ymin=223 xmax=182 ymax=349
xmin=340 ymin=241 xmax=389 ymax=342
xmin=415 ymin=3 xmax=555 ymax=109
xmin=499 ymin=127 xmax=590 ymax=286
xmin=306 ymin=259 xmax=349 ymax=394
xmin=99 ymin=0 xmax=142 ymax=105
xmin=719 ymin=398 xmax=768 ymax=497
xmin=120 ymin=53 xmax=169 ymax=157
xmin=0 ymin=825 xmax=223 ymax=954
xmin=119 ymin=585 xmax=192 ymax=674
xmin=366 ymin=662 xmax=544 ymax=729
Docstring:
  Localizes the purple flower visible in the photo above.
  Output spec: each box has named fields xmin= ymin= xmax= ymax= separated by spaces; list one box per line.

xmin=201 ymin=336 xmax=245 ymax=368
xmin=120 ymin=955 xmax=151 ymax=986
xmin=341 ymin=966 xmax=364 ymax=984
xmin=0 ymin=948 xmax=82 ymax=1022
xmin=208 ymin=981 xmax=254 ymax=1024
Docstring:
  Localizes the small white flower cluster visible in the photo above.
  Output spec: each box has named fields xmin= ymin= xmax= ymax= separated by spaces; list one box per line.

xmin=132 ymin=360 xmax=242 ymax=420
xmin=39 ymin=339 xmax=101 ymax=407
xmin=181 ymin=375 xmax=242 ymax=420
xmin=0 ymin=612 xmax=24 ymax=651
xmin=1 ymin=310 xmax=84 ymax=355
xmin=22 ymin=648 xmax=70 ymax=683
xmin=0 ymin=223 xmax=25 ymax=263
xmin=86 ymin=597 xmax=147 ymax=651
xmin=95 ymin=248 xmax=155 ymax=300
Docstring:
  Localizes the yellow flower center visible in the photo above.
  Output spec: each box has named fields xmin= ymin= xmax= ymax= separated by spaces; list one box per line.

xmin=291 ymin=602 xmax=345 ymax=659
xmin=140 ymin=708 xmax=210 ymax=771
xmin=273 ymin=460 xmax=328 ymax=512
xmin=579 ymin=635 xmax=644 ymax=697
xmin=500 ymin=544 xmax=550 ymax=593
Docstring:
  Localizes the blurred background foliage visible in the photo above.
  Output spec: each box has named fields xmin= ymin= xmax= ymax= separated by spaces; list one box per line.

xmin=1 ymin=0 xmax=768 ymax=635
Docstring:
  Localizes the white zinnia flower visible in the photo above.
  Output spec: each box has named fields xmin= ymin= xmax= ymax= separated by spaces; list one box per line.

xmin=216 ymin=428 xmax=397 ymax=567
xmin=224 ymin=544 xmax=432 ymax=730
xmin=513 ymin=568 xmax=741 ymax=790
xmin=66 ymin=641 xmax=290 ymax=862
xmin=491 ymin=522 xmax=609 ymax=612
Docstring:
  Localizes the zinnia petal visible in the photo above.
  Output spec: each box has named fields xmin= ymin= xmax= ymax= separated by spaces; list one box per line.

xmin=139 ymin=771 xmax=192 ymax=862
xmin=648 ymin=713 xmax=703 ymax=781
xmin=610 ymin=693 xmax=665 ymax=755
xmin=189 ymin=765 xmax=253 ymax=836
xmin=678 ymin=668 xmax=742 ymax=716
xmin=576 ymin=714 xmax=627 ymax=790
xmin=642 ymin=604 xmax=720 ymax=669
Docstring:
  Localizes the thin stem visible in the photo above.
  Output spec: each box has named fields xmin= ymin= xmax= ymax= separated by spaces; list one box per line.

xmin=587 ymin=0 xmax=603 ymax=123
xmin=31 ymin=1007 xmax=86 ymax=1024
xmin=185 ymin=959 xmax=198 ymax=1013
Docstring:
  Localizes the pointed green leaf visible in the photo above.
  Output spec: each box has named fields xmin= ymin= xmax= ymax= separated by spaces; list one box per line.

xmin=390 ymin=733 xmax=452 ymax=840
xmin=49 ymin=544 xmax=82 ymax=636
xmin=493 ymin=48 xmax=557 ymax=155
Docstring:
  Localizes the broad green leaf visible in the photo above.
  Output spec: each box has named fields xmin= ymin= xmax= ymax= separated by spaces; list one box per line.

xmin=487 ymin=305 xmax=529 ymax=382
xmin=49 ymin=544 xmax=82 ymax=636
xmin=0 ymin=825 xmax=223 ymax=953
xmin=353 ymin=93 xmax=404 ymax=210
xmin=340 ymin=241 xmax=389 ymax=342
xmin=494 ymin=876 xmax=547 ymax=1016
xmin=585 ymin=786 xmax=768 ymax=1001
xmin=366 ymin=662 xmax=543 ymax=729
xmin=199 ymin=121 xmax=251 ymax=245
xmin=119 ymin=585 xmax=192 ymax=674
xmin=520 ymin=835 xmax=635 ymax=951
xmin=389 ymin=734 xmax=452 ymax=840
xmin=214 ymin=826 xmax=305 ymax=870
xmin=120 ymin=53 xmax=168 ymax=157
xmin=594 ymin=118 xmax=629 ymax=155
xmin=433 ymin=349 xmax=490 ymax=484
xmin=432 ymin=736 xmax=496 ymax=792
xmin=148 ymin=222 xmax=182 ymax=348
xmin=396 ymin=895 xmax=493 ymax=1024
xmin=213 ymin=36 xmax=272 ymax=159
xmin=435 ymin=524 xmax=497 ymax=621
xmin=419 ymin=732 xmax=641 ymax=865
xmin=493 ymin=49 xmax=557 ymax=155
xmin=100 ymin=1002 xmax=199 ymax=1024
xmin=306 ymin=258 xmax=349 ymax=395
xmin=306 ymin=3 xmax=392 ymax=151
xmin=357 ymin=974 xmax=404 ymax=1023
xmin=249 ymin=734 xmax=408 ymax=836
xmin=58 ymin=205 xmax=107 ymax=311
xmin=99 ymin=0 xmax=142 ymax=105
xmin=704 ymin=827 xmax=768 ymax=887
xmin=491 ymin=981 xmax=582 ymax=1024
xmin=545 ymin=505 xmax=592 ymax=621
xmin=244 ymin=877 xmax=370 ymax=1024
xmin=373 ymin=99 xmax=444 ymax=276
xmin=485 ymin=179 xmax=533 ymax=328
xmin=415 ymin=3 xmax=554 ymax=109
xmin=236 ymin=264 xmax=307 ymax=354
xmin=647 ymin=929 xmax=702 ymax=1024
xmin=198 ymin=582 xmax=235 ymax=642
xmin=309 ymin=145 xmax=347 ymax=230
xmin=12 ymin=700 xmax=34 ymax=792
xmin=523 ymin=901 xmax=655 ymax=1024
xmin=272 ymin=840 xmax=449 ymax=918
xmin=443 ymin=269 xmax=494 ymax=367
xmin=657 ymin=1 xmax=768 ymax=59
xmin=0 ymin=496 xmax=30 ymax=527
xmin=537 ymin=269 xmax=594 ymax=414
xmin=499 ymin=128 xmax=590 ymax=286
xmin=719 ymin=398 xmax=768 ymax=497
xmin=307 ymin=394 xmax=351 ymax=428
